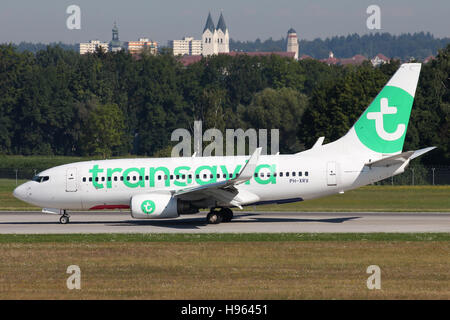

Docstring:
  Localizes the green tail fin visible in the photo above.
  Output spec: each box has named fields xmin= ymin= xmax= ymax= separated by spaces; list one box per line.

xmin=353 ymin=63 xmax=421 ymax=154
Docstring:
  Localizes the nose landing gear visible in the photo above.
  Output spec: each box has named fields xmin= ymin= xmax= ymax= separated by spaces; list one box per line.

xmin=59 ymin=210 xmax=70 ymax=224
xmin=206 ymin=208 xmax=233 ymax=224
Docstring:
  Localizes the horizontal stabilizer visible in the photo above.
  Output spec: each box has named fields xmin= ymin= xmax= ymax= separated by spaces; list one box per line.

xmin=365 ymin=147 xmax=436 ymax=167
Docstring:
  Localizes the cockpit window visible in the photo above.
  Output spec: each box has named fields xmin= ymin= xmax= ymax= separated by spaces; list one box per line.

xmin=32 ymin=176 xmax=50 ymax=183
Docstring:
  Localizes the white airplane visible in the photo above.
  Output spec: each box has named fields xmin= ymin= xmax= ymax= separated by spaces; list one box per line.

xmin=13 ymin=63 xmax=435 ymax=225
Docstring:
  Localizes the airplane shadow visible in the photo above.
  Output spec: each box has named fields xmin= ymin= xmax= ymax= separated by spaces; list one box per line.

xmin=0 ymin=214 xmax=361 ymax=230
xmin=108 ymin=214 xmax=362 ymax=230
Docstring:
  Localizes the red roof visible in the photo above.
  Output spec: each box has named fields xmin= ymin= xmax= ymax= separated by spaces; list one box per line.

xmin=320 ymin=57 xmax=339 ymax=65
xmin=178 ymin=55 xmax=203 ymax=66
xmin=423 ymin=55 xmax=435 ymax=63
xmin=299 ymin=54 xmax=313 ymax=60
xmin=225 ymin=51 xmax=296 ymax=58
xmin=374 ymin=53 xmax=389 ymax=61
xmin=339 ymin=54 xmax=367 ymax=65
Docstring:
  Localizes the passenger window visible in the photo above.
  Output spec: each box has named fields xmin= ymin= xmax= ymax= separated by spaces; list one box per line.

xmin=280 ymin=172 xmax=283 ymax=177
xmin=82 ymin=177 xmax=86 ymax=182
xmin=89 ymin=177 xmax=92 ymax=182
xmin=120 ymin=176 xmax=124 ymax=181
xmin=292 ymin=172 xmax=296 ymax=177
xmin=286 ymin=172 xmax=290 ymax=177
xmin=107 ymin=177 xmax=111 ymax=181
xmin=114 ymin=176 xmax=118 ymax=181
xmin=299 ymin=172 xmax=302 ymax=176
xmin=305 ymin=171 xmax=309 ymax=176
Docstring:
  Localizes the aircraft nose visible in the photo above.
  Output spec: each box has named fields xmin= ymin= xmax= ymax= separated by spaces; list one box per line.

xmin=13 ymin=184 xmax=28 ymax=201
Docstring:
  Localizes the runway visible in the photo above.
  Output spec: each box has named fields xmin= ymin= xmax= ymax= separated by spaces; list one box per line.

xmin=0 ymin=211 xmax=449 ymax=234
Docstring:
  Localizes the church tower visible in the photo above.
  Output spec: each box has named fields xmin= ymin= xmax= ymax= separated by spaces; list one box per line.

xmin=286 ymin=28 xmax=299 ymax=60
xmin=202 ymin=12 xmax=217 ymax=56
xmin=110 ymin=22 xmax=123 ymax=52
xmin=216 ymin=12 xmax=229 ymax=53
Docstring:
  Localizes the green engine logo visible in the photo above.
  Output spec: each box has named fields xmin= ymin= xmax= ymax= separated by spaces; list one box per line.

xmin=354 ymin=86 xmax=414 ymax=154
xmin=141 ymin=200 xmax=156 ymax=214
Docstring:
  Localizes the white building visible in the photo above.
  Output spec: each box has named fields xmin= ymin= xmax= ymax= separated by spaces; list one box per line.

xmin=202 ymin=12 xmax=229 ymax=56
xmin=371 ymin=53 xmax=390 ymax=67
xmin=170 ymin=37 xmax=202 ymax=56
xmin=286 ymin=28 xmax=299 ymax=60
xmin=215 ymin=13 xmax=229 ymax=54
xmin=79 ymin=40 xmax=109 ymax=55
xmin=127 ymin=38 xmax=158 ymax=55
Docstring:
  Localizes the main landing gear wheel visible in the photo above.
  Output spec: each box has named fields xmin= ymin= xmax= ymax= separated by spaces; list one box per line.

xmin=59 ymin=211 xmax=70 ymax=224
xmin=206 ymin=209 xmax=223 ymax=224
xmin=206 ymin=208 xmax=233 ymax=224
xmin=222 ymin=208 xmax=233 ymax=222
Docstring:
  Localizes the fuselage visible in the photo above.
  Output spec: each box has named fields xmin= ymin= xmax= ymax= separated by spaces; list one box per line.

xmin=13 ymin=134 xmax=406 ymax=212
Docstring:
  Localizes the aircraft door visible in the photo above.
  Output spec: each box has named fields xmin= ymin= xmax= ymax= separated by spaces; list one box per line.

xmin=327 ymin=162 xmax=338 ymax=187
xmin=66 ymin=168 xmax=78 ymax=192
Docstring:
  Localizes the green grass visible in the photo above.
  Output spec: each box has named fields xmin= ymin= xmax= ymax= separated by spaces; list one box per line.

xmin=0 ymin=233 xmax=449 ymax=243
xmin=245 ymin=185 xmax=450 ymax=212
xmin=2 ymin=178 xmax=449 ymax=212
xmin=1 ymin=240 xmax=448 ymax=299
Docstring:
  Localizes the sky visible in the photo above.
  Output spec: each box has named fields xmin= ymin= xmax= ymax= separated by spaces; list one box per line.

xmin=0 ymin=0 xmax=449 ymax=45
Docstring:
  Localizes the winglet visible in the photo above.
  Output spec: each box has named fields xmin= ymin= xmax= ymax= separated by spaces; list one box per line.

xmin=234 ymin=147 xmax=262 ymax=184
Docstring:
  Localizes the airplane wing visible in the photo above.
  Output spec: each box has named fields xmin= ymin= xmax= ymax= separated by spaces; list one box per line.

xmin=173 ymin=148 xmax=262 ymax=208
xmin=365 ymin=146 xmax=436 ymax=168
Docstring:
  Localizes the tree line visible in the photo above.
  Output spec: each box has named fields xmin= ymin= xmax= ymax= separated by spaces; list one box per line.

xmin=231 ymin=32 xmax=450 ymax=61
xmin=0 ymin=43 xmax=448 ymax=165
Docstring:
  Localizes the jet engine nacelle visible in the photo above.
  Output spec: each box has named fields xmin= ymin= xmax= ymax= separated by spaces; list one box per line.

xmin=130 ymin=192 xmax=198 ymax=219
